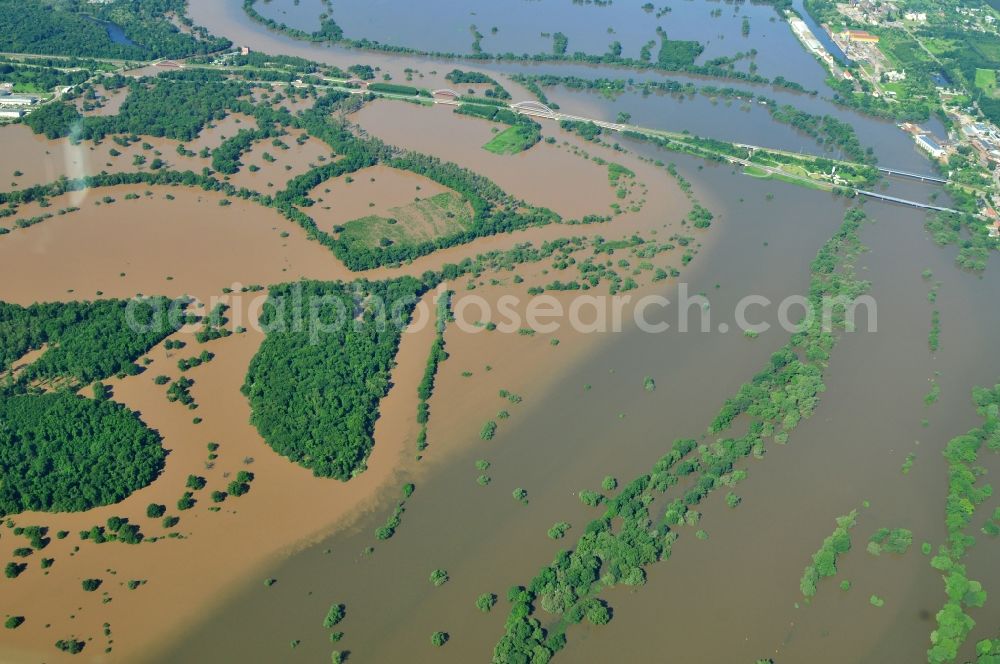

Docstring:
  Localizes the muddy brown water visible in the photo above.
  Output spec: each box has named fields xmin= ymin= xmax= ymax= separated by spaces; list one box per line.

xmin=2 ymin=3 xmax=998 ymax=661
xmin=0 ymin=93 xmax=690 ymax=661
xmin=351 ymin=100 xmax=620 ymax=222
xmin=307 ymin=164 xmax=452 ymax=230
xmin=0 ymin=114 xmax=258 ymax=192
xmin=156 ymin=141 xmax=1000 ymax=663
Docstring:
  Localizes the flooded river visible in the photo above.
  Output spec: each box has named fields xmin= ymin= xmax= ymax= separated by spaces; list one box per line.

xmin=161 ymin=3 xmax=1000 ymax=662
xmin=159 ymin=147 xmax=1000 ymax=663
xmin=7 ymin=2 xmax=999 ymax=662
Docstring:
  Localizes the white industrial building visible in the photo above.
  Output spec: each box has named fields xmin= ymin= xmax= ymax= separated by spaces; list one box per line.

xmin=0 ymin=94 xmax=38 ymax=107
xmin=915 ymin=134 xmax=947 ymax=160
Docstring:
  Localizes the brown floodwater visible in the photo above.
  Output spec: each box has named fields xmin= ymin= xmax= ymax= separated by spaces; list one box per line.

xmin=0 ymin=114 xmax=257 ymax=192
xmin=157 ymin=134 xmax=1000 ymax=664
xmin=222 ymin=132 xmax=334 ymax=191
xmin=0 ymin=92 xmax=692 ymax=661
xmin=307 ymin=164 xmax=452 ymax=229
xmin=4 ymin=4 xmax=999 ymax=661
xmin=0 ymin=184 xmax=341 ymax=304
xmin=0 ymin=287 xmax=443 ymax=662
xmin=352 ymin=100 xmax=620 ymax=221
xmin=73 ymin=85 xmax=129 ymax=117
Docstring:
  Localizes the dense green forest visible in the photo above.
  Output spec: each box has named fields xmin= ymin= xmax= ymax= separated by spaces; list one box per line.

xmin=0 ymin=297 xmax=185 ymax=385
xmin=0 ymin=392 xmax=165 ymax=515
xmin=242 ymin=278 xmax=430 ymax=479
xmin=25 ymin=70 xmax=255 ymax=142
xmin=654 ymin=29 xmax=704 ymax=70
xmin=0 ymin=0 xmax=229 ymax=60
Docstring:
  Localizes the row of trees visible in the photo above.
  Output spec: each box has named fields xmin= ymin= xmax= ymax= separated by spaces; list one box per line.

xmin=799 ymin=510 xmax=857 ymax=598
xmin=366 ymin=82 xmax=431 ymax=97
xmin=0 ymin=169 xmax=252 ymax=212
xmin=415 ymin=292 xmax=450 ymax=452
xmin=926 ymin=385 xmax=999 ymax=664
xmin=493 ymin=209 xmax=871 ymax=662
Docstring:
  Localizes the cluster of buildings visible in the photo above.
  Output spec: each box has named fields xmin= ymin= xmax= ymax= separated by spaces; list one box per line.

xmin=839 ymin=29 xmax=880 ymax=44
xmin=960 ymin=120 xmax=1000 ymax=166
xmin=837 ymin=0 xmax=899 ymax=26
xmin=0 ymin=84 xmax=39 ymax=119
xmin=899 ymin=117 xmax=1000 ymax=169
xmin=786 ymin=14 xmax=846 ymax=79
xmin=951 ymin=116 xmax=1000 ymax=232
xmin=954 ymin=4 xmax=997 ymax=28
xmin=834 ymin=29 xmax=882 ymax=68
xmin=829 ymin=27 xmax=891 ymax=88
xmin=840 ymin=1 xmax=997 ymax=33
xmin=794 ymin=4 xmax=1000 ymax=231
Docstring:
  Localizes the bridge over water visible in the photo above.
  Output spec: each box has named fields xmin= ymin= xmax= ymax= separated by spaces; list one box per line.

xmin=877 ymin=168 xmax=947 ymax=184
xmin=856 ymin=190 xmax=954 ymax=212
xmin=507 ymin=101 xmax=951 ymax=191
xmin=302 ymin=80 xmax=959 ymax=209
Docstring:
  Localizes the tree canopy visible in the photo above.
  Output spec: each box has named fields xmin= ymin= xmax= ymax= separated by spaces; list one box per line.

xmin=242 ymin=278 xmax=428 ymax=479
xmin=0 ymin=0 xmax=229 ymax=60
xmin=1 ymin=297 xmax=185 ymax=385
xmin=0 ymin=392 xmax=165 ymax=515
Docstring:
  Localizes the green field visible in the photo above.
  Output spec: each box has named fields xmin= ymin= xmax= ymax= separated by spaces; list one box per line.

xmin=877 ymin=31 xmax=935 ymax=69
xmin=338 ymin=191 xmax=473 ymax=248
xmin=976 ymin=68 xmax=999 ymax=97
xmin=742 ymin=164 xmax=827 ymax=191
xmin=483 ymin=125 xmax=540 ymax=155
